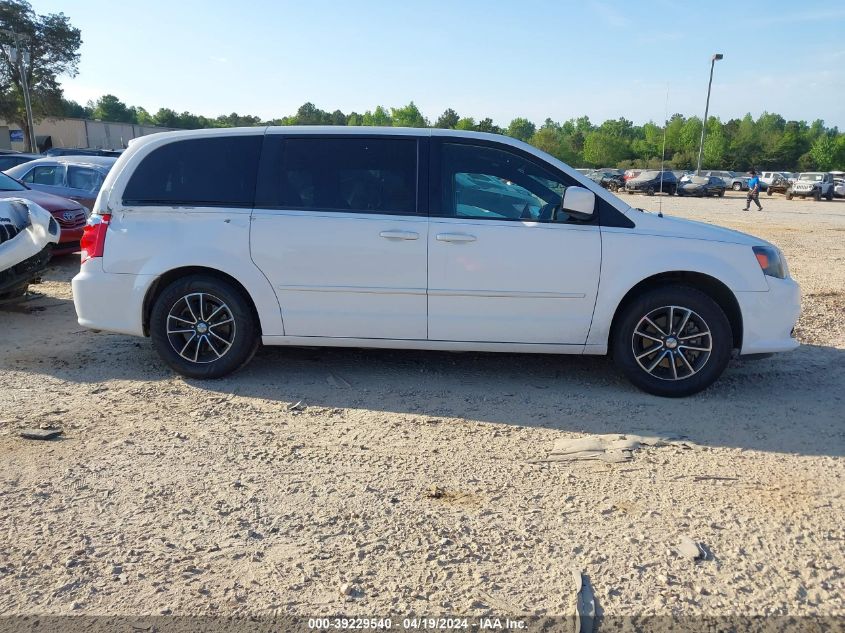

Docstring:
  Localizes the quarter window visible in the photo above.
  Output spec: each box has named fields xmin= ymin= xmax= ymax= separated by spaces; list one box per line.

xmin=123 ymin=136 xmax=262 ymax=206
xmin=256 ymin=137 xmax=417 ymax=214
xmin=439 ymin=143 xmax=573 ymax=222
xmin=68 ymin=166 xmax=102 ymax=192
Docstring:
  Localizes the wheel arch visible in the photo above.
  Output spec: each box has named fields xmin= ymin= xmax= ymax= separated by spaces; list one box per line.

xmin=142 ymin=266 xmax=262 ymax=337
xmin=608 ymin=271 xmax=743 ymax=351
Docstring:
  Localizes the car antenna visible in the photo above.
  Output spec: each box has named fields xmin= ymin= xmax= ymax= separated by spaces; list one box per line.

xmin=658 ymin=84 xmax=669 ymax=217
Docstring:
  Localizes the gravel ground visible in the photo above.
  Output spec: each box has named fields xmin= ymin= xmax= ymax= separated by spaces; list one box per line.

xmin=0 ymin=193 xmax=843 ymax=623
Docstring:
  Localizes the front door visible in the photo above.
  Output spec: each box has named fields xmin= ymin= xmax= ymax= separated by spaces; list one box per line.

xmin=427 ymin=140 xmax=601 ymax=345
xmin=251 ymin=134 xmax=428 ymax=340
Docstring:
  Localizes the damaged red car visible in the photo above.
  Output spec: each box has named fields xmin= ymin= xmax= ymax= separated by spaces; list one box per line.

xmin=0 ymin=171 xmax=87 ymax=256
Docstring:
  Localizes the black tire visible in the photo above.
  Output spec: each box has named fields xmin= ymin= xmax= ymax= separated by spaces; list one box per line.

xmin=786 ymin=192 xmax=793 ymax=200
xmin=767 ymin=190 xmax=772 ymax=196
xmin=732 ymin=182 xmax=742 ymax=191
xmin=718 ymin=190 xmax=725 ymax=197
xmin=825 ymin=189 xmax=833 ymax=201
xmin=813 ymin=189 xmax=821 ymax=201
xmin=646 ymin=186 xmax=655 ymax=196
xmin=611 ymin=286 xmax=732 ymax=397
xmin=149 ymin=274 xmax=259 ymax=379
xmin=668 ymin=187 xmax=675 ymax=196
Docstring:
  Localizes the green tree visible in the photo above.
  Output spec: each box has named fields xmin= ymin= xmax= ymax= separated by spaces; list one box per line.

xmin=582 ymin=131 xmax=627 ymax=166
xmin=435 ymin=108 xmax=459 ymax=129
xmin=455 ymin=117 xmax=476 ymax=130
xmin=506 ymin=117 xmax=536 ymax=142
xmin=390 ymin=101 xmax=427 ymax=128
xmin=702 ymin=118 xmax=727 ymax=168
xmin=678 ymin=117 xmax=703 ymax=153
xmin=362 ymin=105 xmax=392 ymax=126
xmin=809 ymin=135 xmax=837 ymax=170
xmin=91 ymin=94 xmax=133 ymax=122
xmin=476 ymin=117 xmax=501 ymax=134
xmin=0 ymin=0 xmax=82 ymax=150
xmin=60 ymin=97 xmax=89 ymax=118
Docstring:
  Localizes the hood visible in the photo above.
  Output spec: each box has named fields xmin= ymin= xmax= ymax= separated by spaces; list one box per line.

xmin=0 ymin=189 xmax=84 ymax=212
xmin=627 ymin=209 xmax=770 ymax=247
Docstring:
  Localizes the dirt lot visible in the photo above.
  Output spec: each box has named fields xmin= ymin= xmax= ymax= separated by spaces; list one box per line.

xmin=1 ymin=193 xmax=843 ymax=623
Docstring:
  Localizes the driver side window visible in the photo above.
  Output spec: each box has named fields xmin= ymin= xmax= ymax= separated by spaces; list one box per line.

xmin=440 ymin=143 xmax=573 ymax=222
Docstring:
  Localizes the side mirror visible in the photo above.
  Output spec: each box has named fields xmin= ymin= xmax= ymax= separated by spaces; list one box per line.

xmin=556 ymin=186 xmax=595 ymax=221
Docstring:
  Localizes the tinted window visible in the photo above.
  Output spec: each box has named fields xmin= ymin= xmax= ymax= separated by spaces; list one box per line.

xmin=123 ymin=136 xmax=262 ymax=206
xmin=439 ymin=143 xmax=577 ymax=222
xmin=257 ymin=137 xmax=417 ymax=214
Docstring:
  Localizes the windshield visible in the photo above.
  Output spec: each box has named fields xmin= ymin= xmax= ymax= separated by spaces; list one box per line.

xmin=0 ymin=171 xmax=27 ymax=192
xmin=799 ymin=173 xmax=823 ymax=181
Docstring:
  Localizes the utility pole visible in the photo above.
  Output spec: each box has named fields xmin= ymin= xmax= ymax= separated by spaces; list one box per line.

xmin=1 ymin=29 xmax=38 ymax=152
xmin=696 ymin=53 xmax=724 ymax=176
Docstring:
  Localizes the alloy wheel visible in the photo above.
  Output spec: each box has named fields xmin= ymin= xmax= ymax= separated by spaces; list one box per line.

xmin=166 ymin=292 xmax=237 ymax=364
xmin=631 ymin=305 xmax=712 ymax=381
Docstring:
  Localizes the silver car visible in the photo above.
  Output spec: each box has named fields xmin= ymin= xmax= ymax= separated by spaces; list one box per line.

xmin=4 ymin=156 xmax=116 ymax=212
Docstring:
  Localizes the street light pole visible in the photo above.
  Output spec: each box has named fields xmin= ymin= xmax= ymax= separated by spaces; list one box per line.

xmin=696 ymin=53 xmax=724 ymax=176
xmin=1 ymin=29 xmax=37 ymax=153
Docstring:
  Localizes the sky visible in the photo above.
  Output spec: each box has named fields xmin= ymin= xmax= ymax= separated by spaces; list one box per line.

xmin=30 ymin=0 xmax=845 ymax=128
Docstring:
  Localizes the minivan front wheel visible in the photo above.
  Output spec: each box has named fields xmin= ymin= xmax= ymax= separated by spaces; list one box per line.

xmin=150 ymin=275 xmax=259 ymax=378
xmin=612 ymin=286 xmax=732 ymax=397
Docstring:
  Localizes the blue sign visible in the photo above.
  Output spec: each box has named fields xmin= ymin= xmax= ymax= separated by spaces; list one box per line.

xmin=9 ymin=130 xmax=24 ymax=142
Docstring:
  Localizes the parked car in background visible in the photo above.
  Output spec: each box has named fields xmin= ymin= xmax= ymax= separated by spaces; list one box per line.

xmin=623 ymin=168 xmax=643 ymax=183
xmin=5 ymin=156 xmax=116 ymax=212
xmin=45 ymin=147 xmax=124 ymax=158
xmin=787 ymin=172 xmax=836 ymax=201
xmin=761 ymin=171 xmax=790 ymax=186
xmin=0 ymin=198 xmax=60 ymax=301
xmin=0 ymin=153 xmax=40 ymax=171
xmin=625 ymin=170 xmax=677 ymax=195
xmin=71 ymin=127 xmax=800 ymax=397
xmin=677 ymin=175 xmax=726 ymax=197
xmin=766 ymin=174 xmax=791 ymax=196
xmin=702 ymin=170 xmax=750 ymax=191
xmin=587 ymin=169 xmax=625 ymax=192
xmin=0 ymin=171 xmax=89 ymax=255
xmin=834 ymin=178 xmax=845 ymax=199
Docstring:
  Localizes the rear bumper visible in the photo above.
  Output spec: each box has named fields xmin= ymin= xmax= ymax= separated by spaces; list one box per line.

xmin=72 ymin=259 xmax=154 ymax=336
xmin=736 ymin=276 xmax=801 ymax=355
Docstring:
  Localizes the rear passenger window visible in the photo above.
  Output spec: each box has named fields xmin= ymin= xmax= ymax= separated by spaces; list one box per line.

xmin=123 ymin=136 xmax=262 ymax=207
xmin=256 ymin=137 xmax=417 ymax=214
xmin=26 ymin=165 xmax=64 ymax=186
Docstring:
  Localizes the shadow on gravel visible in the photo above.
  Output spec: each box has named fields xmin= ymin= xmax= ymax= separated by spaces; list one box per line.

xmin=204 ymin=342 xmax=845 ymax=458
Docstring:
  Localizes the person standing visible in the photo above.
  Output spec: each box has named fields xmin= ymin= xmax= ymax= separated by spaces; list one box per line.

xmin=743 ymin=169 xmax=762 ymax=211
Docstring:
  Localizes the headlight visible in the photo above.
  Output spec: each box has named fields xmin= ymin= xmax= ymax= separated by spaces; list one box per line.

xmin=753 ymin=245 xmax=787 ymax=279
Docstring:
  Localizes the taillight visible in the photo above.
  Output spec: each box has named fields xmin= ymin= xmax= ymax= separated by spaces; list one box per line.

xmin=80 ymin=214 xmax=111 ymax=264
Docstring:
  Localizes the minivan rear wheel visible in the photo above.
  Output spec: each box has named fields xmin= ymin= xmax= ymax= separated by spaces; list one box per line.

xmin=150 ymin=275 xmax=259 ymax=379
xmin=612 ymin=286 xmax=732 ymax=397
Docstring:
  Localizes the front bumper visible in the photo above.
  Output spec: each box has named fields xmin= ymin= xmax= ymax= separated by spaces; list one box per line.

xmin=790 ymin=187 xmax=817 ymax=197
xmin=0 ymin=245 xmax=52 ymax=297
xmin=736 ymin=276 xmax=801 ymax=355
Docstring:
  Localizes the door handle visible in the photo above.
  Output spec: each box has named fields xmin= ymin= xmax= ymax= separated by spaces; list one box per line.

xmin=436 ymin=233 xmax=477 ymax=243
xmin=379 ymin=230 xmax=419 ymax=240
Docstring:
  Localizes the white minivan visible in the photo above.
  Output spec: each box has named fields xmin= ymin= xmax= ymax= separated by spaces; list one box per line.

xmin=72 ymin=127 xmax=800 ymax=397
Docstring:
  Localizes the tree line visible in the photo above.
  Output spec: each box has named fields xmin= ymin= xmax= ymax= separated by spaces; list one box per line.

xmin=67 ymin=95 xmax=845 ymax=172
xmin=1 ymin=1 xmax=842 ymax=171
